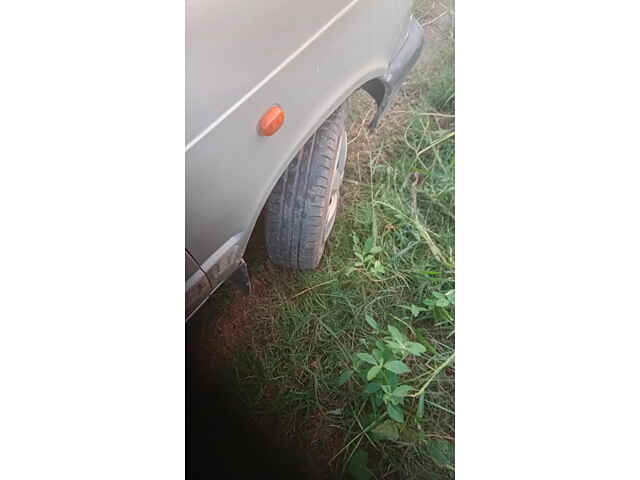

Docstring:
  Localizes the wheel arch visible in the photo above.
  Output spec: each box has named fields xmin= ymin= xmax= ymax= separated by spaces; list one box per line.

xmin=247 ymin=73 xmax=390 ymax=244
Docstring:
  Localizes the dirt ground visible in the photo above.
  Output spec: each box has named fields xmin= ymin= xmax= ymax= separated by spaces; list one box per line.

xmin=187 ymin=6 xmax=453 ymax=478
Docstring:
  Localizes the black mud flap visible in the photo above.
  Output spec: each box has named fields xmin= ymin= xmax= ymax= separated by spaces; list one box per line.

xmin=363 ymin=17 xmax=425 ymax=129
xmin=227 ymin=259 xmax=252 ymax=295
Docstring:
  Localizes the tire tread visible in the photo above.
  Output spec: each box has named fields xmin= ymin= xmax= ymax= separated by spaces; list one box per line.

xmin=265 ymin=102 xmax=349 ymax=269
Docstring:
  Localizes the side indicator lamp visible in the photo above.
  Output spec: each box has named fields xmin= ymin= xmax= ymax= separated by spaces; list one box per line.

xmin=258 ymin=105 xmax=285 ymax=136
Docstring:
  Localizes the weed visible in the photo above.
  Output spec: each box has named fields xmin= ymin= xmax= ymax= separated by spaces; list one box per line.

xmin=347 ymin=235 xmax=386 ymax=278
xmin=342 ymin=316 xmax=427 ymax=424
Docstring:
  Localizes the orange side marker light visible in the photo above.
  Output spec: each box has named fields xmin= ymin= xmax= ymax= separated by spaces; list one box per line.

xmin=258 ymin=105 xmax=285 ymax=136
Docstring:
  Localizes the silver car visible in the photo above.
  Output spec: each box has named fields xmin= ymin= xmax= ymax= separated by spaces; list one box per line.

xmin=186 ymin=0 xmax=424 ymax=318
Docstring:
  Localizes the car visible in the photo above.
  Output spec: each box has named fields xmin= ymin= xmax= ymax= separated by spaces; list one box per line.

xmin=186 ymin=0 xmax=424 ymax=319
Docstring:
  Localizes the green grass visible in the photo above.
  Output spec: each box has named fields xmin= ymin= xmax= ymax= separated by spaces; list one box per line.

xmin=424 ymin=49 xmax=455 ymax=115
xmin=226 ymin=66 xmax=455 ymax=477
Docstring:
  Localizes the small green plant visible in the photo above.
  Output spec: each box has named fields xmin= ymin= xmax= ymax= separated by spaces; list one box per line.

xmin=340 ymin=315 xmax=427 ymax=425
xmin=402 ymin=289 xmax=455 ymax=329
xmin=347 ymin=234 xmax=386 ymax=278
xmin=423 ymin=289 xmax=455 ymax=309
xmin=424 ymin=289 xmax=455 ymax=336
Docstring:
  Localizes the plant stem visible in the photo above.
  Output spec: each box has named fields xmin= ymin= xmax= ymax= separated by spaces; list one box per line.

xmin=329 ymin=413 xmax=387 ymax=465
xmin=410 ymin=352 xmax=455 ymax=398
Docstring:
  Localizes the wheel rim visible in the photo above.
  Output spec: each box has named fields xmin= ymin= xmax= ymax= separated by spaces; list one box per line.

xmin=323 ymin=129 xmax=347 ymax=243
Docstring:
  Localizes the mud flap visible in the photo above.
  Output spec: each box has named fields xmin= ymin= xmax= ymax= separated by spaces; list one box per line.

xmin=363 ymin=17 xmax=424 ymax=129
xmin=227 ymin=259 xmax=252 ymax=295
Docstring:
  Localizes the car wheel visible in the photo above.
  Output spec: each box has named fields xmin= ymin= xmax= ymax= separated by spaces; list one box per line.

xmin=265 ymin=101 xmax=350 ymax=270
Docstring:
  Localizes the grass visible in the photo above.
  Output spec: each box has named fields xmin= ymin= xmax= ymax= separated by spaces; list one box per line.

xmin=203 ymin=3 xmax=455 ymax=478
xmin=226 ymin=56 xmax=455 ymax=478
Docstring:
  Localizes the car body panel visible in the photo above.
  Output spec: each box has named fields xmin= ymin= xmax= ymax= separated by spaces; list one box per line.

xmin=185 ymin=249 xmax=199 ymax=280
xmin=185 ymin=0 xmax=421 ymax=317
xmin=186 ymin=0 xmax=381 ymax=144
xmin=185 ymin=250 xmax=211 ymax=317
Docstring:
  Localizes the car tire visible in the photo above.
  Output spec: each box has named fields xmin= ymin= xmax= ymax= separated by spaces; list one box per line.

xmin=265 ymin=101 xmax=350 ymax=270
